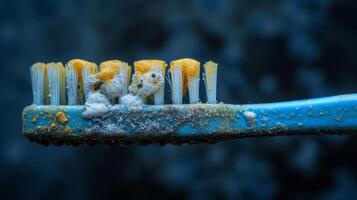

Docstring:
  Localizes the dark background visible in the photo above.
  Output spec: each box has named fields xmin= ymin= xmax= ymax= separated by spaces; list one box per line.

xmin=1 ymin=0 xmax=357 ymax=199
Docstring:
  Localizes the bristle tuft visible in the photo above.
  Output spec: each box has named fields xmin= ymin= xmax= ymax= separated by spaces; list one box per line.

xmin=204 ymin=61 xmax=218 ymax=104
xmin=120 ymin=62 xmax=130 ymax=97
xmin=170 ymin=66 xmax=183 ymax=104
xmin=30 ymin=59 xmax=216 ymax=106
xmin=188 ymin=66 xmax=200 ymax=104
xmin=82 ymin=63 xmax=98 ymax=101
xmin=31 ymin=63 xmax=48 ymax=105
xmin=66 ymin=59 xmax=97 ymax=105
xmin=154 ymin=65 xmax=166 ymax=105
xmin=47 ymin=62 xmax=66 ymax=105
xmin=66 ymin=63 xmax=78 ymax=105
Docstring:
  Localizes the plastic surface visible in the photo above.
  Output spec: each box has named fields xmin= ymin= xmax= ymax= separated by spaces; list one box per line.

xmin=23 ymin=94 xmax=357 ymax=145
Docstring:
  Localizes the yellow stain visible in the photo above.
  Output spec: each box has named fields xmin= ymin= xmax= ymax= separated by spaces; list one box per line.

xmin=203 ymin=61 xmax=218 ymax=77
xmin=67 ymin=59 xmax=98 ymax=104
xmin=56 ymin=112 xmax=68 ymax=124
xmin=99 ymin=60 xmax=131 ymax=81
xmin=169 ymin=58 xmax=200 ymax=96
xmin=170 ymin=58 xmax=200 ymax=78
xmin=50 ymin=123 xmax=57 ymax=130
xmin=134 ymin=60 xmax=167 ymax=75
xmin=32 ymin=62 xmax=47 ymax=70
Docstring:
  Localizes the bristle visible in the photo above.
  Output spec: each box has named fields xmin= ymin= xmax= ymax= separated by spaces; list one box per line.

xmin=82 ymin=63 xmax=98 ymax=101
xmin=31 ymin=63 xmax=48 ymax=105
xmin=154 ymin=83 xmax=165 ymax=104
xmin=66 ymin=59 xmax=97 ymax=105
xmin=154 ymin=65 xmax=166 ymax=105
xmin=170 ymin=58 xmax=200 ymax=104
xmin=127 ymin=65 xmax=132 ymax=85
xmin=166 ymin=73 xmax=173 ymax=98
xmin=120 ymin=62 xmax=130 ymax=97
xmin=188 ymin=66 xmax=200 ymax=104
xmin=127 ymin=63 xmax=132 ymax=92
xmin=170 ymin=66 xmax=183 ymax=104
xmin=82 ymin=68 xmax=91 ymax=101
xmin=47 ymin=62 xmax=66 ymax=105
xmin=204 ymin=61 xmax=218 ymax=104
xmin=66 ymin=64 xmax=78 ymax=105
xmin=30 ymin=58 xmax=214 ymax=106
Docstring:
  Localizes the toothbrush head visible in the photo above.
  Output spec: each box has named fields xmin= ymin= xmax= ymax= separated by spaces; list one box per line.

xmin=26 ymin=58 xmax=224 ymax=146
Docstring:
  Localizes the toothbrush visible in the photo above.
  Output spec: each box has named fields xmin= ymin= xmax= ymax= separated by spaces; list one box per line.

xmin=24 ymin=59 xmax=357 ymax=146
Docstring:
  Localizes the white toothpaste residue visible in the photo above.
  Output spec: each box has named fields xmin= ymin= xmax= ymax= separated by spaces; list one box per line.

xmin=82 ymin=66 xmax=165 ymax=118
xmin=243 ymin=111 xmax=257 ymax=127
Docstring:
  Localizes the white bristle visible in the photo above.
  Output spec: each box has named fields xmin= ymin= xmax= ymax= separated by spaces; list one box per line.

xmin=47 ymin=63 xmax=66 ymax=105
xmin=204 ymin=61 xmax=218 ymax=104
xmin=127 ymin=64 xmax=132 ymax=86
xmin=66 ymin=61 xmax=97 ymax=105
xmin=121 ymin=63 xmax=129 ymax=95
xmin=82 ymin=66 xmax=92 ymax=101
xmin=66 ymin=64 xmax=78 ymax=105
xmin=188 ymin=67 xmax=200 ymax=104
xmin=154 ymin=66 xmax=165 ymax=105
xmin=60 ymin=68 xmax=66 ymax=104
xmin=31 ymin=63 xmax=47 ymax=105
xmin=117 ymin=62 xmax=130 ymax=102
xmin=171 ymin=66 xmax=183 ymax=104
xmin=166 ymin=73 xmax=173 ymax=98
xmin=154 ymin=84 xmax=165 ymax=105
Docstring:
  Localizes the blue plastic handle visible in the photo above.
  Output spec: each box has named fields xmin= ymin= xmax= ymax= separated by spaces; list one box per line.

xmin=23 ymin=94 xmax=357 ymax=146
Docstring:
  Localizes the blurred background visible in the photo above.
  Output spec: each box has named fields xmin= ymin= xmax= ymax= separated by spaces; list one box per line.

xmin=1 ymin=0 xmax=357 ymax=199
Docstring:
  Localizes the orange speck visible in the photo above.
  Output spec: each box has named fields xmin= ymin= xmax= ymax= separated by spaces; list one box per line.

xmin=36 ymin=126 xmax=48 ymax=133
xmin=64 ymin=126 xmax=72 ymax=134
xmin=56 ymin=112 xmax=68 ymax=124
xmin=50 ymin=123 xmax=57 ymax=130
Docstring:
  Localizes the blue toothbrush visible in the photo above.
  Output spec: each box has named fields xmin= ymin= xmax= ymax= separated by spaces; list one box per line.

xmin=24 ymin=59 xmax=357 ymax=146
xmin=23 ymin=94 xmax=357 ymax=146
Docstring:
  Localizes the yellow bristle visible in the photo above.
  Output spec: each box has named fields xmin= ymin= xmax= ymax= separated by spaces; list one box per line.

xmin=203 ymin=61 xmax=218 ymax=104
xmin=99 ymin=60 xmax=131 ymax=82
xmin=204 ymin=61 xmax=218 ymax=78
xmin=134 ymin=60 xmax=167 ymax=75
xmin=66 ymin=59 xmax=98 ymax=104
xmin=170 ymin=58 xmax=200 ymax=77
xmin=203 ymin=61 xmax=218 ymax=91
xmin=133 ymin=60 xmax=167 ymax=104
xmin=169 ymin=58 xmax=200 ymax=96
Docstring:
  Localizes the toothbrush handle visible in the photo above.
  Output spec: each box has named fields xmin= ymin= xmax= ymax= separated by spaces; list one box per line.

xmin=239 ymin=94 xmax=357 ymax=134
xmin=23 ymin=94 xmax=357 ymax=146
